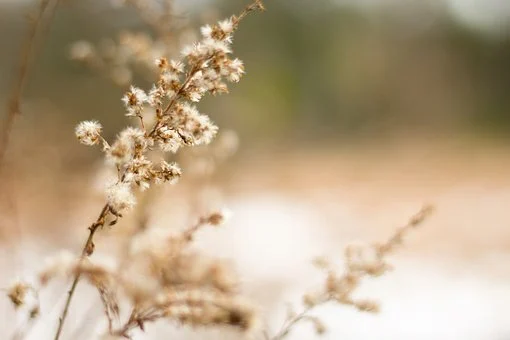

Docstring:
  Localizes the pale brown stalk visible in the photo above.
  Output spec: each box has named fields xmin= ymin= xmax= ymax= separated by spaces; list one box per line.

xmin=54 ymin=204 xmax=110 ymax=340
xmin=271 ymin=205 xmax=434 ymax=340
xmin=112 ymin=307 xmax=149 ymax=338
xmin=0 ymin=0 xmax=60 ymax=166
xmin=272 ymin=304 xmax=321 ymax=340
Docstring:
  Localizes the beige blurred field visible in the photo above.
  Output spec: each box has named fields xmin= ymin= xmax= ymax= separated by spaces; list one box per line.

xmin=2 ymin=134 xmax=510 ymax=339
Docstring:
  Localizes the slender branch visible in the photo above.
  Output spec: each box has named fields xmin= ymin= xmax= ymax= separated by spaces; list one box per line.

xmin=0 ymin=0 xmax=60 ymax=166
xmin=162 ymin=66 xmax=199 ymax=116
xmin=272 ymin=304 xmax=318 ymax=340
xmin=147 ymin=65 xmax=202 ymax=139
xmin=53 ymin=204 xmax=110 ymax=340
xmin=113 ymin=307 xmax=140 ymax=338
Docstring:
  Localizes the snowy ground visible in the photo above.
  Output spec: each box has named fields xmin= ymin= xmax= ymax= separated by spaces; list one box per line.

xmin=3 ymin=145 xmax=510 ymax=339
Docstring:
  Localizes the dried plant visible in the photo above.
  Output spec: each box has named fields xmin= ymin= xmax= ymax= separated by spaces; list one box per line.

xmin=1 ymin=0 xmax=61 ymax=166
xmin=271 ymin=205 xmax=434 ymax=339
xmin=3 ymin=1 xmax=435 ymax=340
xmin=33 ymin=209 xmax=257 ymax=339
xmin=57 ymin=1 xmax=265 ymax=338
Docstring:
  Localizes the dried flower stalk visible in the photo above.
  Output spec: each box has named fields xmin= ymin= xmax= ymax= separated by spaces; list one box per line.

xmin=3 ymin=2 xmax=434 ymax=340
xmin=271 ymin=205 xmax=434 ymax=340
xmin=54 ymin=1 xmax=265 ymax=339
xmin=1 ymin=0 xmax=61 ymax=166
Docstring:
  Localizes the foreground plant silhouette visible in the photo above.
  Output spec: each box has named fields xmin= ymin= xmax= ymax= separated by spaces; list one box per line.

xmin=271 ymin=205 xmax=433 ymax=339
xmin=56 ymin=1 xmax=265 ymax=338
xmin=5 ymin=1 xmax=435 ymax=339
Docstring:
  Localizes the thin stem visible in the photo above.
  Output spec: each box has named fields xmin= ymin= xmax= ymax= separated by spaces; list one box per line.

xmin=271 ymin=304 xmax=317 ymax=340
xmin=0 ymin=0 xmax=60 ymax=167
xmin=137 ymin=114 xmax=146 ymax=133
xmin=53 ymin=204 xmax=110 ymax=340
xmin=113 ymin=307 xmax=163 ymax=338
xmin=114 ymin=307 xmax=138 ymax=338
xmin=235 ymin=0 xmax=265 ymax=24
xmin=147 ymin=66 xmax=201 ymax=139
xmin=161 ymin=65 xmax=201 ymax=116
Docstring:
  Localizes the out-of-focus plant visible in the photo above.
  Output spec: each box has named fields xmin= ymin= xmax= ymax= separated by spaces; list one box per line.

xmin=4 ymin=1 xmax=434 ymax=340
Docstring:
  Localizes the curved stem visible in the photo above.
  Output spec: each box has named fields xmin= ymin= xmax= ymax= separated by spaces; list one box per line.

xmin=0 ymin=0 xmax=60 ymax=167
xmin=271 ymin=305 xmax=316 ymax=340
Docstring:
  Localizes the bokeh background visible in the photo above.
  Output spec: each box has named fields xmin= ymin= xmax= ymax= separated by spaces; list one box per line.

xmin=1 ymin=0 xmax=510 ymax=339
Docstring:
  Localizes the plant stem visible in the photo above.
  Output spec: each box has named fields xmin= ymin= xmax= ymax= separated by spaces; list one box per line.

xmin=271 ymin=305 xmax=317 ymax=340
xmin=54 ymin=204 xmax=110 ymax=340
xmin=0 ymin=0 xmax=60 ymax=167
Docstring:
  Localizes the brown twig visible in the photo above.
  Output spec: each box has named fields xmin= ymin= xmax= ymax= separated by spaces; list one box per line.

xmin=0 ymin=0 xmax=61 ymax=166
xmin=53 ymin=204 xmax=110 ymax=340
xmin=113 ymin=307 xmax=144 ymax=338
xmin=272 ymin=304 xmax=319 ymax=340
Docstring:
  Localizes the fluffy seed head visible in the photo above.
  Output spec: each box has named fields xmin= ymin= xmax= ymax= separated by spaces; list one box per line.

xmin=106 ymin=182 xmax=136 ymax=212
xmin=122 ymin=86 xmax=148 ymax=116
xmin=75 ymin=121 xmax=102 ymax=146
xmin=157 ymin=161 xmax=182 ymax=184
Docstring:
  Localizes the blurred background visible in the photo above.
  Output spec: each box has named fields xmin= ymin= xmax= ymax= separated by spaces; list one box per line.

xmin=1 ymin=0 xmax=510 ymax=339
